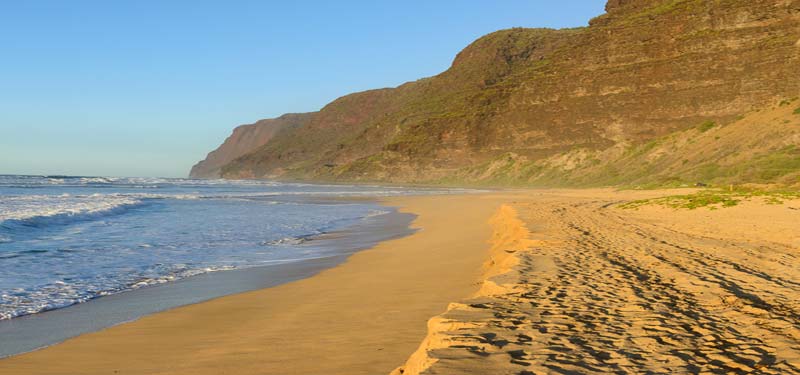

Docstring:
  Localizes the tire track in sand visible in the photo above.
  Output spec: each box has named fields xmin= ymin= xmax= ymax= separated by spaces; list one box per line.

xmin=393 ymin=195 xmax=800 ymax=375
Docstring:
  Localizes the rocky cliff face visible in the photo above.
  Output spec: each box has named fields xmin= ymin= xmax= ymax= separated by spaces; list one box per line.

xmin=189 ymin=113 xmax=313 ymax=178
xmin=209 ymin=0 xmax=800 ymax=186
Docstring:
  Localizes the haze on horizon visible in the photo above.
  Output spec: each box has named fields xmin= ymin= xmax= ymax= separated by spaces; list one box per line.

xmin=0 ymin=0 xmax=605 ymax=178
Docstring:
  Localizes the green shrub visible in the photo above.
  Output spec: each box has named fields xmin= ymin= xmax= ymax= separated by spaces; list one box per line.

xmin=696 ymin=120 xmax=716 ymax=132
xmin=793 ymin=107 xmax=800 ymax=115
xmin=620 ymin=189 xmax=800 ymax=210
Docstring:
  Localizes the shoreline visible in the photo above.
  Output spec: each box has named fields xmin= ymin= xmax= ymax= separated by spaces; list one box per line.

xmin=0 ymin=202 xmax=415 ymax=359
xmin=2 ymin=189 xmax=798 ymax=373
xmin=0 ymin=193 xmax=512 ymax=374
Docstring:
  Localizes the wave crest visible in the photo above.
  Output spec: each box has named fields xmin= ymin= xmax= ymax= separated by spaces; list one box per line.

xmin=0 ymin=195 xmax=146 ymax=232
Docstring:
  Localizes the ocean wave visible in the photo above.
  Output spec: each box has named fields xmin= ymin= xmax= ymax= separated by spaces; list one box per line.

xmin=0 ymin=189 xmax=382 ymax=234
xmin=104 ymin=190 xmax=429 ymax=201
xmin=0 ymin=175 xmax=286 ymax=188
xmin=365 ymin=209 xmax=390 ymax=218
xmin=0 ymin=195 xmax=146 ymax=232
xmin=0 ymin=264 xmax=239 ymax=320
xmin=262 ymin=236 xmax=311 ymax=246
xmin=0 ymin=175 xmax=479 ymax=193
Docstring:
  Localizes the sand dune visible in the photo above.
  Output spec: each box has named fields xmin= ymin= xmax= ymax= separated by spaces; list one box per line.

xmin=394 ymin=190 xmax=800 ymax=374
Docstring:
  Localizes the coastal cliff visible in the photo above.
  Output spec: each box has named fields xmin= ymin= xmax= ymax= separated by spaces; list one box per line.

xmin=197 ymin=0 xmax=800 ymax=187
xmin=189 ymin=113 xmax=313 ymax=178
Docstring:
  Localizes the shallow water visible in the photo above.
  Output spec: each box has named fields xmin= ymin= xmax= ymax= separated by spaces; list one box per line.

xmin=0 ymin=175 xmax=447 ymax=321
xmin=0 ymin=204 xmax=416 ymax=358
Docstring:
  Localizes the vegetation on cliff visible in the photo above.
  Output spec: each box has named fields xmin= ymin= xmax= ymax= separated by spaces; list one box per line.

xmin=193 ymin=0 xmax=800 ymax=188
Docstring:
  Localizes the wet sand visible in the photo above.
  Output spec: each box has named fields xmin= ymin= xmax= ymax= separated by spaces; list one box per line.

xmin=0 ymin=194 xmax=511 ymax=374
xmin=0 ymin=205 xmax=415 ymax=358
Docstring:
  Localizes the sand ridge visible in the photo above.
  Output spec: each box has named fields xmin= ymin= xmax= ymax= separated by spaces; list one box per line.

xmin=392 ymin=203 xmax=541 ymax=375
xmin=392 ymin=190 xmax=800 ymax=374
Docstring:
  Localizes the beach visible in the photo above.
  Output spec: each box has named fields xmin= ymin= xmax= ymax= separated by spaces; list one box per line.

xmin=0 ymin=203 xmax=416 ymax=359
xmin=4 ymin=0 xmax=799 ymax=373
xmin=396 ymin=190 xmax=800 ymax=374
xmin=0 ymin=193 xmax=512 ymax=374
xmin=1 ymin=190 xmax=799 ymax=374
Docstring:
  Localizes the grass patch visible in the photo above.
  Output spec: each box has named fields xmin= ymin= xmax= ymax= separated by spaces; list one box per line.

xmin=794 ymin=107 xmax=800 ymax=115
xmin=696 ymin=120 xmax=716 ymax=132
xmin=619 ymin=189 xmax=800 ymax=210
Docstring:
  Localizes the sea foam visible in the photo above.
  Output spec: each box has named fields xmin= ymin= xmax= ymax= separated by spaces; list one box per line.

xmin=0 ymin=194 xmax=145 ymax=232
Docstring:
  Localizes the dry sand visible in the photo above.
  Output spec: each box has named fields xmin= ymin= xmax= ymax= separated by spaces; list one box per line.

xmin=2 ymin=190 xmax=800 ymax=375
xmin=395 ymin=189 xmax=800 ymax=374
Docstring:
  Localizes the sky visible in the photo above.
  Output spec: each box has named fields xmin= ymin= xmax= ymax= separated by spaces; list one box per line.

xmin=0 ymin=1 xmax=606 ymax=177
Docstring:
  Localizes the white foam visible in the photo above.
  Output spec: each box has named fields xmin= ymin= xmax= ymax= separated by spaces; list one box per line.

xmin=263 ymin=237 xmax=309 ymax=246
xmin=0 ymin=263 xmax=242 ymax=320
xmin=365 ymin=209 xmax=390 ymax=218
xmin=0 ymin=194 xmax=145 ymax=229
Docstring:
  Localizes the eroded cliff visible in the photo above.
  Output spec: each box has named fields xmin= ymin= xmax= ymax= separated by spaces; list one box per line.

xmin=189 ymin=113 xmax=313 ymax=178
xmin=202 ymin=0 xmax=800 ymax=187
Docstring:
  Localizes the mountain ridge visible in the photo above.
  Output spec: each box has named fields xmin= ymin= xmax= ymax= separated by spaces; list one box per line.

xmin=193 ymin=0 xmax=800 ymax=187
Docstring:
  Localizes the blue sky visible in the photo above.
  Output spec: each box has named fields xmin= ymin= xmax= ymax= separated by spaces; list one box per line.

xmin=0 ymin=1 xmax=606 ymax=177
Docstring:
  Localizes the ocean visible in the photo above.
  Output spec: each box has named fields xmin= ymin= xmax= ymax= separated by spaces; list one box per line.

xmin=0 ymin=175 xmax=445 ymax=323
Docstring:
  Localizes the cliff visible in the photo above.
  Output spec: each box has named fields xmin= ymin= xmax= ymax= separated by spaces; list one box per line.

xmin=204 ymin=0 xmax=800 ymax=187
xmin=189 ymin=113 xmax=313 ymax=178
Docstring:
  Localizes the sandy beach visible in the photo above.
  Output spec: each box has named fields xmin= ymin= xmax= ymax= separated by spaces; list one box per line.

xmin=396 ymin=190 xmax=800 ymax=374
xmin=1 ymin=190 xmax=799 ymax=374
xmin=4 ymin=0 xmax=799 ymax=373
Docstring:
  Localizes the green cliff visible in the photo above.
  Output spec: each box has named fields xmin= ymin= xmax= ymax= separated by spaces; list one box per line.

xmin=194 ymin=0 xmax=800 ymax=187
